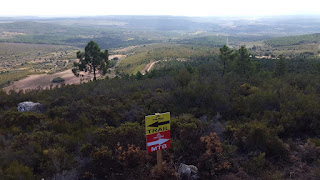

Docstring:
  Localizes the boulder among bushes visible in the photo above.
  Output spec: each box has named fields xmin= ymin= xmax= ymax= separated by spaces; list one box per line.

xmin=17 ymin=101 xmax=45 ymax=113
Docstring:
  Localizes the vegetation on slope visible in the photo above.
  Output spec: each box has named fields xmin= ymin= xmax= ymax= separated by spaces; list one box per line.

xmin=117 ymin=44 xmax=217 ymax=74
xmin=0 ymin=43 xmax=78 ymax=87
xmin=0 ymin=46 xmax=320 ymax=179
xmin=0 ymin=21 xmax=173 ymax=49
xmin=265 ymin=33 xmax=320 ymax=47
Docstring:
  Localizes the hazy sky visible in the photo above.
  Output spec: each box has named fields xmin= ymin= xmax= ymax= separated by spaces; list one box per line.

xmin=1 ymin=0 xmax=319 ymax=17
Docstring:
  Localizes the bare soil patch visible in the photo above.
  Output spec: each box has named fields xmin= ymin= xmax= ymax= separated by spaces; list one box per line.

xmin=113 ymin=46 xmax=138 ymax=53
xmin=109 ymin=54 xmax=126 ymax=61
xmin=3 ymin=69 xmax=95 ymax=93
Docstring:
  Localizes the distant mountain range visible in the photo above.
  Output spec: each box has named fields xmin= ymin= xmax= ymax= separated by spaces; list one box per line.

xmin=0 ymin=15 xmax=319 ymax=49
xmin=1 ymin=15 xmax=319 ymax=36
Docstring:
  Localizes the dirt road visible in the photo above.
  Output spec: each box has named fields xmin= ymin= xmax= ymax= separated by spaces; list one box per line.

xmin=141 ymin=61 xmax=158 ymax=75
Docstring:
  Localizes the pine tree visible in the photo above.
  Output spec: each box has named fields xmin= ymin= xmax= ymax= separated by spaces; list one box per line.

xmin=219 ymin=45 xmax=234 ymax=77
xmin=72 ymin=41 xmax=109 ymax=81
xmin=235 ymin=46 xmax=252 ymax=76
xmin=274 ymin=55 xmax=287 ymax=78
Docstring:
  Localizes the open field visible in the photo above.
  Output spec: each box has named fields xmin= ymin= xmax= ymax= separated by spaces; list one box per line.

xmin=0 ymin=42 xmax=78 ymax=71
xmin=0 ymin=43 xmax=77 ymax=68
xmin=3 ymin=69 xmax=83 ymax=93
xmin=0 ymin=43 xmax=79 ymax=87
xmin=0 ymin=70 xmax=41 ymax=87
xmin=2 ymin=54 xmax=126 ymax=92
xmin=0 ymin=43 xmax=126 ymax=89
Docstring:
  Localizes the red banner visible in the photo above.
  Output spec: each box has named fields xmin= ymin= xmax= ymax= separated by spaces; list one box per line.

xmin=146 ymin=130 xmax=171 ymax=153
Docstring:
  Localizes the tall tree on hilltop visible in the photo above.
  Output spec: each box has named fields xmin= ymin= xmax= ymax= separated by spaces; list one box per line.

xmin=72 ymin=41 xmax=109 ymax=81
xmin=219 ymin=45 xmax=234 ymax=77
xmin=274 ymin=55 xmax=287 ymax=78
xmin=234 ymin=46 xmax=252 ymax=76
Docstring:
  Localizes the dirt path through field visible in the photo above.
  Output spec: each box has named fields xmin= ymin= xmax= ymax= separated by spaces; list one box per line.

xmin=2 ymin=54 xmax=126 ymax=93
xmin=107 ymin=54 xmax=127 ymax=78
xmin=140 ymin=58 xmax=190 ymax=75
xmin=3 ymin=69 xmax=95 ymax=93
xmin=142 ymin=60 xmax=158 ymax=75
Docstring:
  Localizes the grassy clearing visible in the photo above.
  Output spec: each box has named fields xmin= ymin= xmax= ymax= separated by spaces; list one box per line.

xmin=0 ymin=70 xmax=43 ymax=87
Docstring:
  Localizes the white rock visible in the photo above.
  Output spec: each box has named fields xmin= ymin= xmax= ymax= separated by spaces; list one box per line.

xmin=178 ymin=163 xmax=198 ymax=180
xmin=17 ymin=101 xmax=43 ymax=113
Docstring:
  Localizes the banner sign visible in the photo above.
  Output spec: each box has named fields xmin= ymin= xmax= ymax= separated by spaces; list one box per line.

xmin=145 ymin=112 xmax=171 ymax=153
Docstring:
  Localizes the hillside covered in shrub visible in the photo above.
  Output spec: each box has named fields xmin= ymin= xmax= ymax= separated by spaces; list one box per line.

xmin=0 ymin=46 xmax=320 ymax=179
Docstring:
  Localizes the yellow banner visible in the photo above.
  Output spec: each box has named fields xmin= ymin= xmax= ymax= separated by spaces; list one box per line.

xmin=145 ymin=112 xmax=170 ymax=135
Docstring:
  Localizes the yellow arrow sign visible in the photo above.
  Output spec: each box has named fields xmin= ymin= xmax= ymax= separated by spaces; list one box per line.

xmin=145 ymin=112 xmax=170 ymax=135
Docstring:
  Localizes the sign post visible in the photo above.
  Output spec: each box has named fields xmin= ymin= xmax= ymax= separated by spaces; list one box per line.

xmin=145 ymin=112 xmax=171 ymax=171
xmin=157 ymin=149 xmax=163 ymax=171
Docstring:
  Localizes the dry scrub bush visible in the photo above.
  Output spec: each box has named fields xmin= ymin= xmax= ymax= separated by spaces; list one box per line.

xmin=198 ymin=133 xmax=231 ymax=178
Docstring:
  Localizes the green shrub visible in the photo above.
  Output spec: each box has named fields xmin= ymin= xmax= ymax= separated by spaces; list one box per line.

xmin=0 ymin=111 xmax=44 ymax=132
xmin=310 ymin=138 xmax=320 ymax=147
xmin=4 ymin=161 xmax=34 ymax=180
xmin=231 ymin=121 xmax=288 ymax=158
xmin=93 ymin=122 xmax=145 ymax=150
xmin=198 ymin=133 xmax=232 ymax=178
xmin=40 ymin=147 xmax=75 ymax=177
xmin=52 ymin=77 xmax=65 ymax=83
xmin=244 ymin=152 xmax=266 ymax=175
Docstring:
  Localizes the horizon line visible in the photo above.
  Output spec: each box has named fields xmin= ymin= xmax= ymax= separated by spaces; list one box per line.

xmin=1 ymin=13 xmax=320 ymax=18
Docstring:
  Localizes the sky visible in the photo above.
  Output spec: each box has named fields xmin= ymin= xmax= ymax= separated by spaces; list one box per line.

xmin=1 ymin=0 xmax=319 ymax=17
